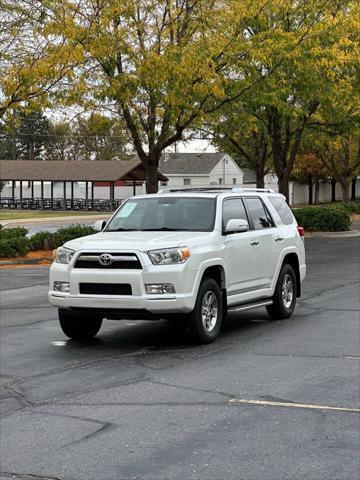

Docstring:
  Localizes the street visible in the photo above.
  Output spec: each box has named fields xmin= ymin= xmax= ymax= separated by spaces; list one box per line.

xmin=0 ymin=237 xmax=359 ymax=480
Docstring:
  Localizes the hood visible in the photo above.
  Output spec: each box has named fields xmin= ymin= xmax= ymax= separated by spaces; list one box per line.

xmin=64 ymin=230 xmax=212 ymax=252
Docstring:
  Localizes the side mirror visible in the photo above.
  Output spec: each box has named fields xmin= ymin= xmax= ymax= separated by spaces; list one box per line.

xmin=225 ymin=218 xmax=249 ymax=234
xmin=93 ymin=220 xmax=107 ymax=232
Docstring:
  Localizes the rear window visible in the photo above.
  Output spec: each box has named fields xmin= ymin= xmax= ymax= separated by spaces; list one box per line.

xmin=268 ymin=196 xmax=294 ymax=225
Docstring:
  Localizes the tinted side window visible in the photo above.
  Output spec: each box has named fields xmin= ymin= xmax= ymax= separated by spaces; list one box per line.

xmin=269 ymin=196 xmax=294 ymax=225
xmin=244 ymin=197 xmax=273 ymax=229
xmin=222 ymin=198 xmax=248 ymax=229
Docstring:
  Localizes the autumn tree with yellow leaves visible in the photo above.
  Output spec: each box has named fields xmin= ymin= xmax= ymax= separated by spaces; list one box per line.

xmin=1 ymin=0 xmax=349 ymax=193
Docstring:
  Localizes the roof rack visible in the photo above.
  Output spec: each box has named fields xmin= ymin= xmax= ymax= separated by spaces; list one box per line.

xmin=157 ymin=186 xmax=275 ymax=194
xmin=157 ymin=186 xmax=233 ymax=194
xmin=231 ymin=187 xmax=275 ymax=193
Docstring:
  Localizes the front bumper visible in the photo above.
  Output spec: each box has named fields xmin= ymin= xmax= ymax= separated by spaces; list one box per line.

xmin=48 ymin=255 xmax=198 ymax=315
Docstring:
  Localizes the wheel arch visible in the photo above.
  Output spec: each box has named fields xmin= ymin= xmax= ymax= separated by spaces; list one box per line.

xmin=282 ymin=253 xmax=301 ymax=297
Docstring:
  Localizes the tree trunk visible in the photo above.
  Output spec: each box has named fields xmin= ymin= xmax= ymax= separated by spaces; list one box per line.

xmin=351 ymin=178 xmax=357 ymax=200
xmin=314 ymin=178 xmax=320 ymax=204
xmin=256 ymin=165 xmax=265 ymax=188
xmin=277 ymin=175 xmax=289 ymax=202
xmin=340 ymin=179 xmax=350 ymax=203
xmin=145 ymin=160 xmax=159 ymax=194
xmin=331 ymin=177 xmax=336 ymax=202
xmin=308 ymin=175 xmax=313 ymax=205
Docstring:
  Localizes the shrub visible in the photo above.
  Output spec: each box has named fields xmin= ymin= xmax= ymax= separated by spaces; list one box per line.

xmin=28 ymin=231 xmax=55 ymax=251
xmin=52 ymin=224 xmax=95 ymax=248
xmin=0 ymin=226 xmax=28 ymax=239
xmin=0 ymin=237 xmax=30 ymax=257
xmin=293 ymin=206 xmax=350 ymax=231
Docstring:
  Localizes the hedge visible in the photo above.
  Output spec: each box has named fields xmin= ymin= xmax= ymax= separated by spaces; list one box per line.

xmin=0 ymin=224 xmax=95 ymax=258
xmin=292 ymin=206 xmax=351 ymax=232
xmin=0 ymin=225 xmax=30 ymax=257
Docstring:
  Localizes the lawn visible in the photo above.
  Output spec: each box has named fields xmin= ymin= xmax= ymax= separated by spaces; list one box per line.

xmin=0 ymin=210 xmax=105 ymax=221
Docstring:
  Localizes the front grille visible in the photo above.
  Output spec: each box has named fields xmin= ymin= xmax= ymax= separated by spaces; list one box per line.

xmin=74 ymin=252 xmax=142 ymax=269
xmin=79 ymin=283 xmax=132 ymax=295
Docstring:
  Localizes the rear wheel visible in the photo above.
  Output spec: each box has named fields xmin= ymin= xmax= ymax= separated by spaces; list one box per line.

xmin=58 ymin=309 xmax=103 ymax=340
xmin=188 ymin=278 xmax=223 ymax=344
xmin=266 ymin=264 xmax=297 ymax=320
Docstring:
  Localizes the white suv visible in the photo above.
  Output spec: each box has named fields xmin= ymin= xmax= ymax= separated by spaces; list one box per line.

xmin=49 ymin=187 xmax=306 ymax=343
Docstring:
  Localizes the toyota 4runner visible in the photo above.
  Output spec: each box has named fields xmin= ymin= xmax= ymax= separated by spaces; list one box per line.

xmin=49 ymin=187 xmax=306 ymax=343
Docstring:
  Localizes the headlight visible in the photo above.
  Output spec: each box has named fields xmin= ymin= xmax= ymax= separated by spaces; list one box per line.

xmin=55 ymin=247 xmax=76 ymax=264
xmin=148 ymin=247 xmax=190 ymax=265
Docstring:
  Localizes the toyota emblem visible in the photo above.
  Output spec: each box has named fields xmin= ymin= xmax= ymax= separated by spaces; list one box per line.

xmin=98 ymin=253 xmax=114 ymax=266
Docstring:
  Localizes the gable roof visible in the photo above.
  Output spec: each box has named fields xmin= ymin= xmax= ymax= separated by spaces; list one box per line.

xmin=0 ymin=160 xmax=168 ymax=182
xmin=159 ymin=152 xmax=226 ymax=175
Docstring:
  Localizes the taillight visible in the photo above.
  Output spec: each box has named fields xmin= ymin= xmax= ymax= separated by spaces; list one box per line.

xmin=297 ymin=226 xmax=305 ymax=238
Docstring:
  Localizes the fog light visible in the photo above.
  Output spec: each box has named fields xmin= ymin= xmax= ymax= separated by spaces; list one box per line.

xmin=145 ymin=283 xmax=176 ymax=294
xmin=54 ymin=281 xmax=70 ymax=293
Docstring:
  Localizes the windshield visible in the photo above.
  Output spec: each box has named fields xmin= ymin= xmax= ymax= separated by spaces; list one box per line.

xmin=105 ymin=197 xmax=216 ymax=232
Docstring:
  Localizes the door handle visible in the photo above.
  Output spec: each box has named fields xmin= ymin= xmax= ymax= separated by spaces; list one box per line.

xmin=250 ymin=240 xmax=259 ymax=246
xmin=275 ymin=236 xmax=284 ymax=242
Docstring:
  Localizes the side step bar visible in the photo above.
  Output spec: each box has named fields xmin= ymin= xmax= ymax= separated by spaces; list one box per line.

xmin=227 ymin=299 xmax=273 ymax=313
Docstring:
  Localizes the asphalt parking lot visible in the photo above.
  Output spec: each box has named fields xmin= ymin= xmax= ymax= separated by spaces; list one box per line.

xmin=0 ymin=237 xmax=359 ymax=480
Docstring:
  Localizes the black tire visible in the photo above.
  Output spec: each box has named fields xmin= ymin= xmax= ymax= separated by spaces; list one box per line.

xmin=266 ymin=264 xmax=297 ymax=320
xmin=58 ymin=309 xmax=103 ymax=340
xmin=188 ymin=278 xmax=223 ymax=344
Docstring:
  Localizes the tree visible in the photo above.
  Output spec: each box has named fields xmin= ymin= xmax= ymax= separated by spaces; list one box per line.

xmin=16 ymin=110 xmax=50 ymax=160
xmin=203 ymin=101 xmax=271 ymax=188
xmin=31 ymin=0 xmax=336 ymax=192
xmin=0 ymin=1 xmax=82 ymax=118
xmin=75 ymin=114 xmax=131 ymax=161
xmin=202 ymin=1 xmax=358 ymax=199
xmin=292 ymin=151 xmax=330 ymax=204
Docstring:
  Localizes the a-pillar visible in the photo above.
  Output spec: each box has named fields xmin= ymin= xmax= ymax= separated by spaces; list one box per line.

xmin=11 ymin=181 xmax=15 ymax=201
xmin=133 ymin=179 xmax=136 ymax=196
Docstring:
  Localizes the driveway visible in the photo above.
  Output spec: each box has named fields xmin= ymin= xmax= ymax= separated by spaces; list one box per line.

xmin=0 ymin=237 xmax=359 ymax=480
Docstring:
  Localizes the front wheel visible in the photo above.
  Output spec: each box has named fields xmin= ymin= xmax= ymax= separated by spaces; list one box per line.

xmin=188 ymin=278 xmax=223 ymax=344
xmin=58 ymin=309 xmax=103 ymax=340
xmin=266 ymin=264 xmax=297 ymax=320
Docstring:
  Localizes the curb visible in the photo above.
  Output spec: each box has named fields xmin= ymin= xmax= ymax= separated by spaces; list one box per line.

xmin=0 ymin=256 xmax=53 ymax=266
xmin=305 ymin=230 xmax=360 ymax=238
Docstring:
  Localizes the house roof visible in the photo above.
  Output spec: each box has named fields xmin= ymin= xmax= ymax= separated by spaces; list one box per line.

xmin=159 ymin=152 xmax=226 ymax=175
xmin=0 ymin=160 xmax=168 ymax=182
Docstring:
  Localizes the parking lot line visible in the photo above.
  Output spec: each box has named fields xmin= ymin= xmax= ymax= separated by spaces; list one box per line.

xmin=228 ymin=398 xmax=360 ymax=413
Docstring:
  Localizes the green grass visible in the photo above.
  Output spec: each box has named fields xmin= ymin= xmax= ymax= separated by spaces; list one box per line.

xmin=0 ymin=210 xmax=106 ymax=221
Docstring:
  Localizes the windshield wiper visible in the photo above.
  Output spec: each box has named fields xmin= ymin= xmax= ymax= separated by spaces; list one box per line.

xmin=142 ymin=227 xmax=189 ymax=231
xmin=105 ymin=228 xmax=138 ymax=232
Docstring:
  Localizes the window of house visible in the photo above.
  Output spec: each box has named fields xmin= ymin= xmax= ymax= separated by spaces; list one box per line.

xmin=183 ymin=178 xmax=191 ymax=186
xmin=160 ymin=181 xmax=168 ymax=187
xmin=243 ymin=197 xmax=274 ymax=229
xmin=232 ymin=178 xmax=236 ymax=185
xmin=219 ymin=178 xmax=223 ymax=185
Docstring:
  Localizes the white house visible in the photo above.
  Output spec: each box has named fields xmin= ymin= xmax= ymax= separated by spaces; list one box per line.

xmin=158 ymin=152 xmax=244 ymax=187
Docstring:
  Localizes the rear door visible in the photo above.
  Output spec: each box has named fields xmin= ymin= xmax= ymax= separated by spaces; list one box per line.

xmin=242 ymin=196 xmax=277 ymax=287
xmin=222 ymin=197 xmax=263 ymax=299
